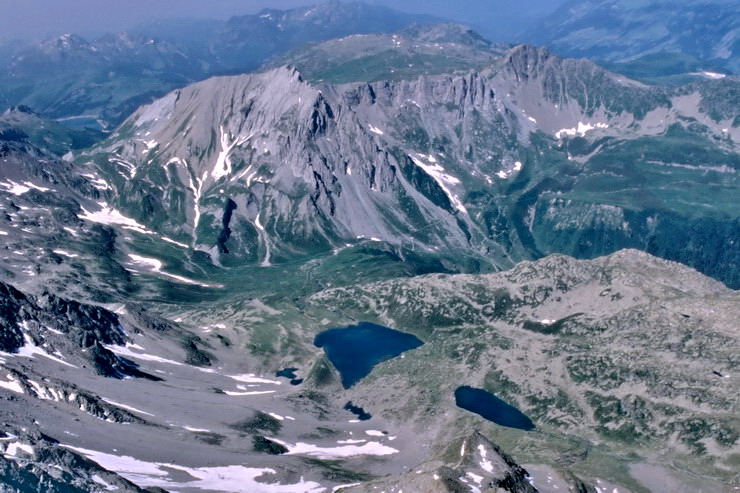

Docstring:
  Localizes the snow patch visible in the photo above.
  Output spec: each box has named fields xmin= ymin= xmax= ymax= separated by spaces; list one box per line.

xmin=223 ymin=390 xmax=276 ymax=396
xmin=410 ymin=154 xmax=467 ymax=213
xmin=228 ymin=374 xmax=281 ymax=385
xmin=695 ymin=71 xmax=726 ymax=79
xmin=62 ymin=445 xmax=324 ymax=492
xmin=478 ymin=444 xmax=493 ymax=473
xmin=0 ymin=180 xmax=52 ymax=195
xmin=91 ymin=474 xmax=119 ymax=491
xmin=80 ymin=204 xmax=154 ymax=234
xmin=268 ymin=438 xmax=398 ymax=459
xmin=555 ymin=122 xmax=608 ymax=139
xmin=6 ymin=333 xmax=76 ymax=367
xmin=128 ymin=254 xmax=222 ymax=288
xmin=0 ymin=374 xmax=24 ymax=394
xmin=332 ymin=484 xmax=362 ymax=492
xmin=0 ymin=181 xmax=29 ymax=195
xmin=467 ymin=471 xmax=483 ymax=485
xmin=81 ymin=173 xmax=111 ymax=190
xmin=188 ymin=169 xmax=206 ymax=243
xmin=368 ymin=125 xmax=385 ymax=135
xmin=4 ymin=442 xmax=34 ymax=458
xmin=161 ymin=237 xmax=189 ymax=248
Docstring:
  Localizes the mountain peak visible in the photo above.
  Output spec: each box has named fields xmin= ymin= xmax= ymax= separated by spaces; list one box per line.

xmin=502 ymin=44 xmax=554 ymax=64
xmin=4 ymin=105 xmax=38 ymax=116
xmin=41 ymin=33 xmax=90 ymax=52
xmin=400 ymin=22 xmax=492 ymax=48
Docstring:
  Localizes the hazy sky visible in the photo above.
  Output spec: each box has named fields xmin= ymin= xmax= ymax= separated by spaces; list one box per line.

xmin=0 ymin=0 xmax=566 ymax=42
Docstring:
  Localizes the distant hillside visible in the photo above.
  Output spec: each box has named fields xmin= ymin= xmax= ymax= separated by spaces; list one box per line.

xmin=525 ymin=0 xmax=740 ymax=74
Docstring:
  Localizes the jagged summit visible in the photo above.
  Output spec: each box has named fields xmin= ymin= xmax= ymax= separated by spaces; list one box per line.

xmin=39 ymin=33 xmax=90 ymax=52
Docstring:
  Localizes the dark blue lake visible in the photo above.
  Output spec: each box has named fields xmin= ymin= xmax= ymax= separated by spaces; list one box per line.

xmin=344 ymin=401 xmax=372 ymax=421
xmin=314 ymin=322 xmax=424 ymax=388
xmin=455 ymin=386 xmax=535 ymax=431
xmin=275 ymin=368 xmax=303 ymax=385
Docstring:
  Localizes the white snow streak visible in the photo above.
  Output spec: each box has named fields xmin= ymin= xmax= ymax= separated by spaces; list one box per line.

xmin=268 ymin=438 xmax=398 ymax=459
xmin=102 ymin=398 xmax=155 ymax=417
xmin=104 ymin=343 xmax=183 ymax=366
xmin=223 ymin=390 xmax=277 ymax=396
xmin=53 ymin=250 xmax=79 ymax=258
xmin=212 ymin=126 xmax=252 ymax=180
xmin=183 ymin=426 xmax=211 ymax=433
xmin=80 ymin=204 xmax=153 ymax=234
xmin=410 ymin=154 xmax=467 ymax=213
xmin=228 ymin=374 xmax=281 ymax=385
xmin=128 ymin=254 xmax=222 ymax=288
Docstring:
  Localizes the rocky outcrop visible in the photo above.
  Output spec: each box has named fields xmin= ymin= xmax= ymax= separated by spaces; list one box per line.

xmin=0 ymin=430 xmax=147 ymax=492
xmin=0 ymin=279 xmax=160 ymax=379
xmin=344 ymin=432 xmax=538 ymax=493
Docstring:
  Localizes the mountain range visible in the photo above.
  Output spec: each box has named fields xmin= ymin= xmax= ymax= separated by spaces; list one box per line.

xmin=0 ymin=2 xmax=738 ymax=492
xmin=527 ymin=0 xmax=740 ymax=74
xmin=72 ymin=43 xmax=739 ymax=287
xmin=1 ymin=0 xmax=737 ymax=130
xmin=0 ymin=2 xmax=437 ymax=130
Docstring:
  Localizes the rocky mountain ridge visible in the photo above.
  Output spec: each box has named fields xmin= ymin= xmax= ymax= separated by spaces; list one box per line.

xmin=76 ymin=45 xmax=739 ymax=286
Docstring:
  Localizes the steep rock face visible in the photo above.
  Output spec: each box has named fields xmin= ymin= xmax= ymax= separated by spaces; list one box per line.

xmin=0 ymin=279 xmax=155 ymax=378
xmin=84 ymin=65 xmax=482 ymax=265
xmin=79 ymin=46 xmax=739 ymax=284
